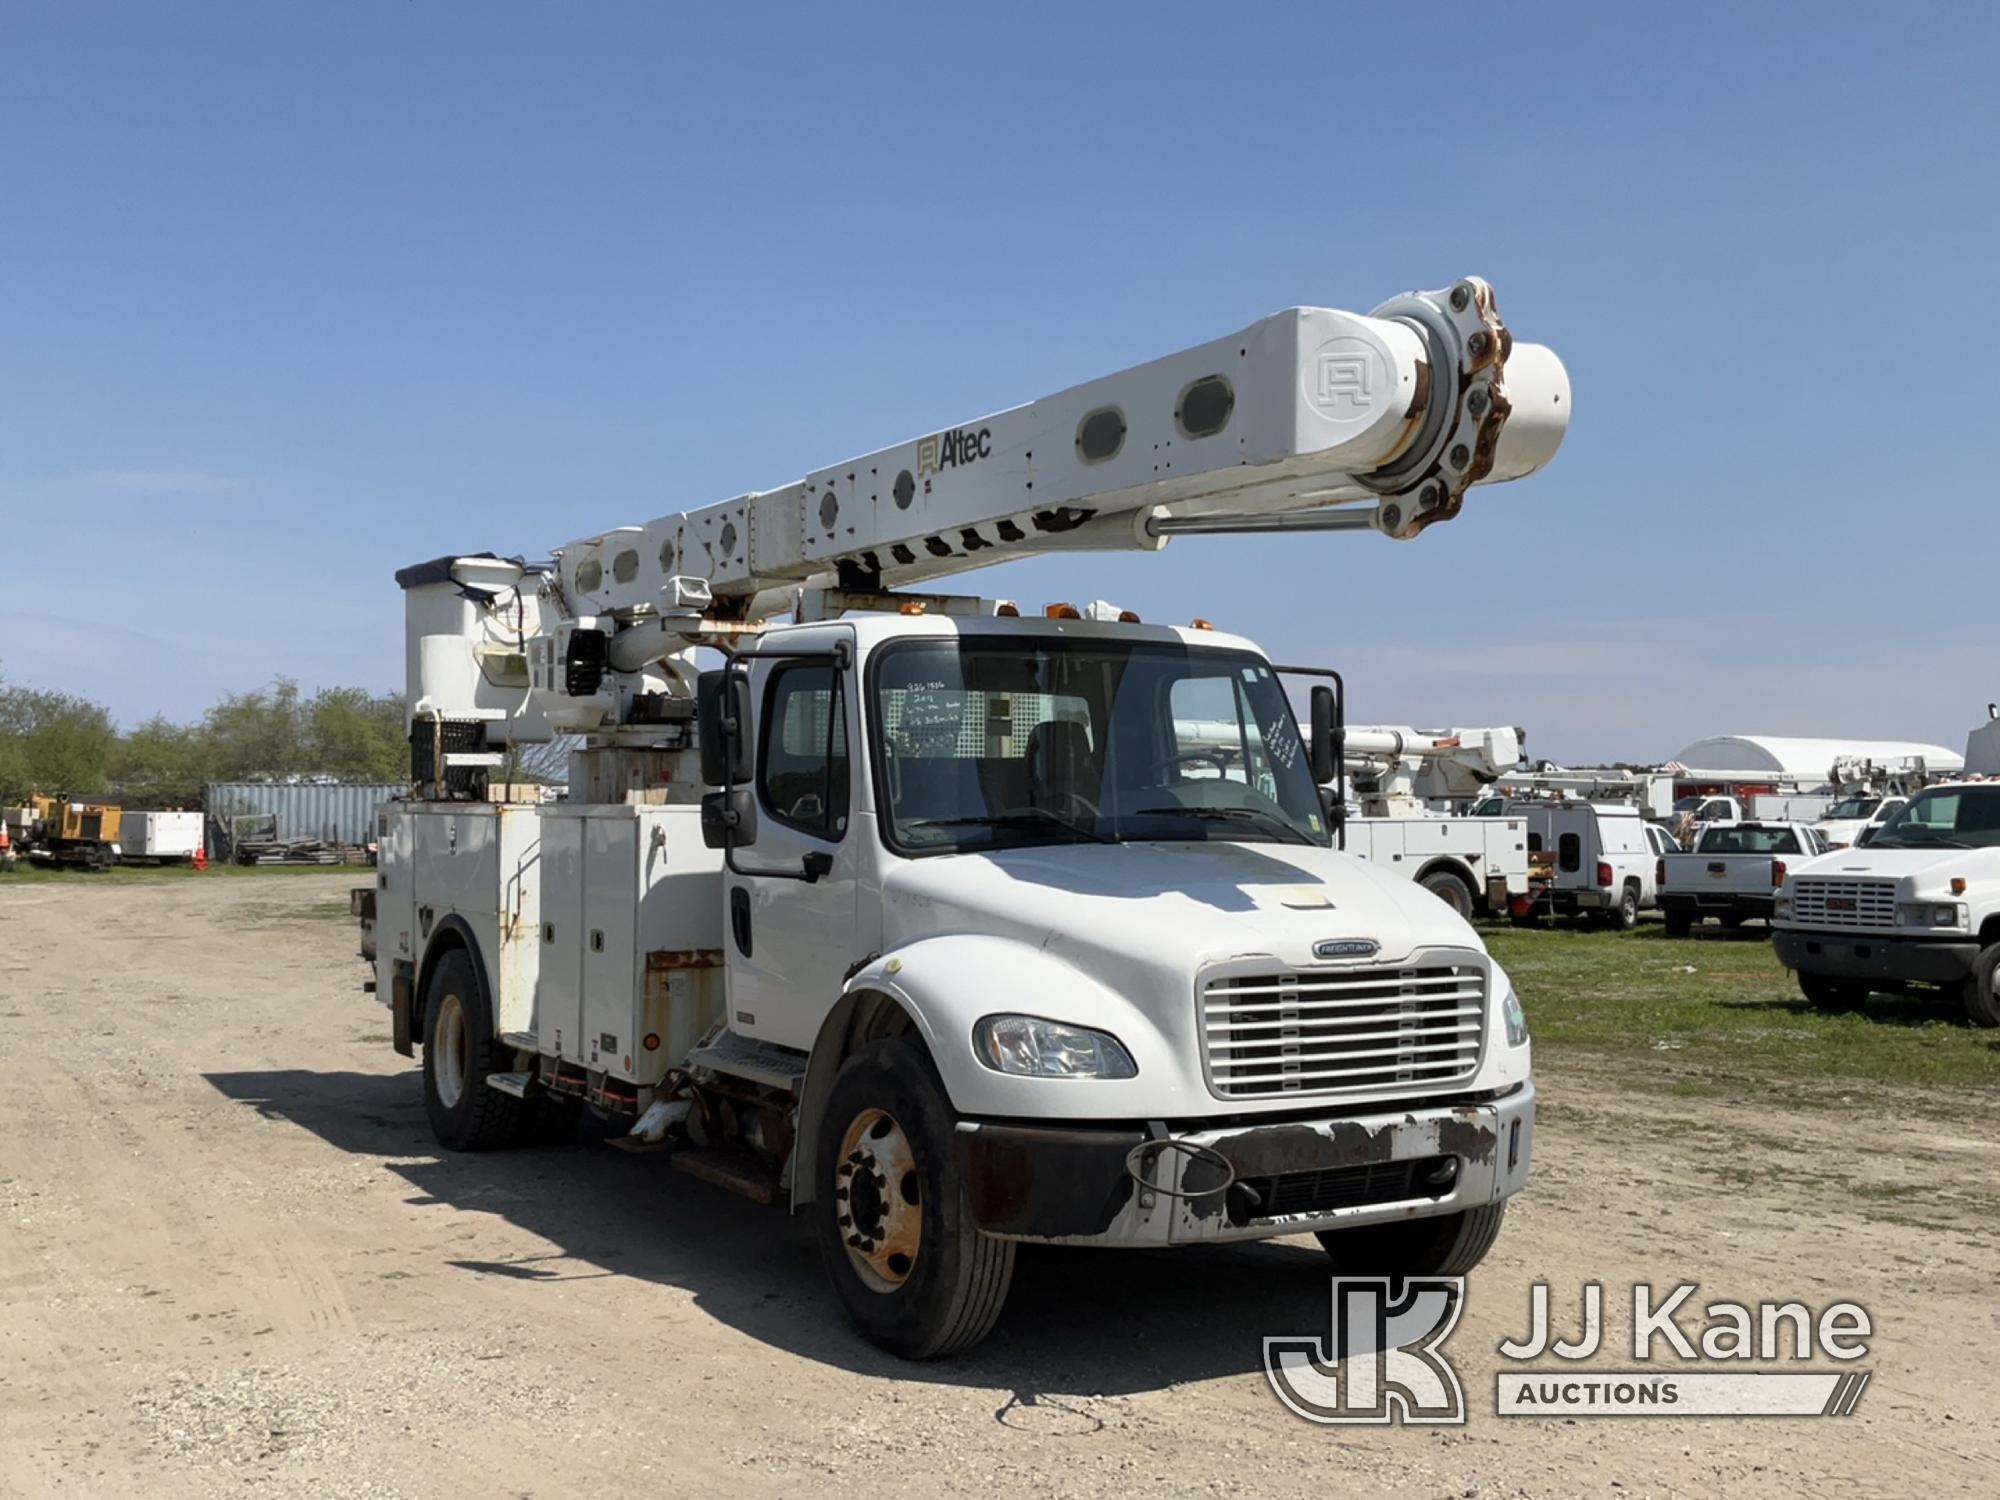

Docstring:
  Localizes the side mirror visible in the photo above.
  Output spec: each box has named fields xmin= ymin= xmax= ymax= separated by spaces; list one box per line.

xmin=1309 ymin=685 xmax=1337 ymax=786
xmin=697 ymin=669 xmax=755 ymax=788
xmin=700 ymin=788 xmax=759 ymax=850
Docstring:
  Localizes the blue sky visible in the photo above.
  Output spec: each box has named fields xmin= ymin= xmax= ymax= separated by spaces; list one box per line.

xmin=2 ymin=2 xmax=1993 ymax=763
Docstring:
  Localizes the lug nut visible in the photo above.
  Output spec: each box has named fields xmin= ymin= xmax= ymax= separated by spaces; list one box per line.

xmin=1467 ymin=389 xmax=1489 ymax=418
xmin=1449 ymin=444 xmax=1470 ymax=469
xmin=1467 ymin=331 xmax=1491 ymax=360
xmin=1449 ymin=285 xmax=1470 ymax=312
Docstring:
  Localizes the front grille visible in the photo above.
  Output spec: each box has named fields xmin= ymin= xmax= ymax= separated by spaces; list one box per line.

xmin=1790 ymin=877 xmax=1897 ymax=928
xmin=1200 ymin=961 xmax=1486 ymax=1099
xmin=1231 ymin=1157 xmax=1451 ymax=1224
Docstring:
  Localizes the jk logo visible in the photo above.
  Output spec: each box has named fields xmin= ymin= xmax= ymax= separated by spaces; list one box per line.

xmin=1264 ymin=1277 xmax=1467 ymax=1425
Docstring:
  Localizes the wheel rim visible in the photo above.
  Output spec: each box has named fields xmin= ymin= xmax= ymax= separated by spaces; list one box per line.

xmin=835 ymin=1107 xmax=923 ymax=1293
xmin=434 ymin=992 xmax=469 ymax=1108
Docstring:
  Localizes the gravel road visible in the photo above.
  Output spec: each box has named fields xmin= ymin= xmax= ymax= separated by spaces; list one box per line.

xmin=1 ymin=875 xmax=1994 ymax=1496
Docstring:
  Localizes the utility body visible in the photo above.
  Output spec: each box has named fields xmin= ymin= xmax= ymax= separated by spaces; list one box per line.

xmin=359 ymin=278 xmax=1570 ymax=1355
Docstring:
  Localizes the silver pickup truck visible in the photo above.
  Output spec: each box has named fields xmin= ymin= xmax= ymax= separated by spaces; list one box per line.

xmin=1657 ymin=822 xmax=1831 ymax=935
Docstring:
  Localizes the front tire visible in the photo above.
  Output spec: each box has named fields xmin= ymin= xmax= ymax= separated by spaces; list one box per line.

xmin=422 ymin=947 xmax=526 ymax=1151
xmin=814 ymin=1038 xmax=1015 ymax=1359
xmin=1962 ymin=943 xmax=2000 ymax=1029
xmin=1316 ymin=1201 xmax=1507 ymax=1282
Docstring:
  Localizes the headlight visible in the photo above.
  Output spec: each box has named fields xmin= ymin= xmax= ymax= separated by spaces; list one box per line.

xmin=1774 ymin=897 xmax=1792 ymax=921
xmin=1492 ymin=963 xmax=1529 ymax=1048
xmin=974 ymin=1015 xmax=1138 ymax=1079
xmin=1898 ymin=902 xmax=1966 ymax=929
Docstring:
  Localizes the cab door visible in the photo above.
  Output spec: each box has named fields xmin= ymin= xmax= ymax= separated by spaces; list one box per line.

xmin=724 ymin=629 xmax=863 ymax=1050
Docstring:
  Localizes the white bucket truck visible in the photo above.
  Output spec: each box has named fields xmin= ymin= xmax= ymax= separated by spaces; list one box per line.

xmin=359 ymin=279 xmax=1569 ymax=1355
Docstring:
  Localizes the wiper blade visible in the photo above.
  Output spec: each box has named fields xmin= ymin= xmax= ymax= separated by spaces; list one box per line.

xmin=1135 ymin=806 xmax=1316 ymax=846
xmin=907 ymin=810 xmax=1115 ymax=845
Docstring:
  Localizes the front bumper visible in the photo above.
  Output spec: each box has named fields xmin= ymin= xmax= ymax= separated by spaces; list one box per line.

xmin=1773 ymin=929 xmax=1978 ymax=986
xmin=956 ymin=1082 xmax=1534 ymax=1247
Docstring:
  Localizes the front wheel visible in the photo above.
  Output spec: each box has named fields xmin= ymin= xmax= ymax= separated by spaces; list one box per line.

xmin=814 ymin=1038 xmax=1015 ymax=1359
xmin=1316 ymin=1202 xmax=1507 ymax=1282
xmin=1962 ymin=943 xmax=2000 ymax=1029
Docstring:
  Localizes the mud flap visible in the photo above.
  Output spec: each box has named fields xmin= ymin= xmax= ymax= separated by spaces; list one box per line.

xmin=391 ymin=971 xmax=414 ymax=1057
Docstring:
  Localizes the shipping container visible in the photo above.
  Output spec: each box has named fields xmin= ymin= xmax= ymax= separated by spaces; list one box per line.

xmin=203 ymin=782 xmax=404 ymax=858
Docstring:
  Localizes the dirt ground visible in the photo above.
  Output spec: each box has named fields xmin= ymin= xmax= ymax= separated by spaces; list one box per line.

xmin=2 ymin=876 xmax=1995 ymax=1498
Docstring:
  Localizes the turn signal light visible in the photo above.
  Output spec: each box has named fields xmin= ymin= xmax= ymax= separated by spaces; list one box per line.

xmin=1596 ymin=861 xmax=1613 ymax=888
xmin=1952 ymin=877 xmax=1967 ymax=895
xmin=643 ymin=1033 xmax=660 ymax=1051
xmin=899 ymin=601 xmax=926 ymax=615
xmin=995 ymin=601 xmax=1020 ymax=617
xmin=1772 ymin=859 xmax=1787 ymax=888
xmin=1655 ymin=858 xmax=1666 ymax=889
xmin=1189 ymin=617 xmax=1213 ymax=631
xmin=1045 ymin=603 xmax=1081 ymax=619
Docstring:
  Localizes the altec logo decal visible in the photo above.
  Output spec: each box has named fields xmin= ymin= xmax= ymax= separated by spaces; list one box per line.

xmin=917 ymin=426 xmax=992 ymax=479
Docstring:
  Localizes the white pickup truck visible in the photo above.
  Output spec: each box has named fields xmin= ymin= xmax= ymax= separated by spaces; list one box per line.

xmin=1657 ymin=821 xmax=1828 ymax=936
xmin=1774 ymin=781 xmax=2000 ymax=1027
xmin=1814 ymin=793 xmax=1908 ymax=851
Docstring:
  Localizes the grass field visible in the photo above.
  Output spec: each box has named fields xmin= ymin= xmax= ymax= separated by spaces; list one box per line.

xmin=0 ymin=859 xmax=358 ymax=883
xmin=1489 ymin=918 xmax=2000 ymax=1104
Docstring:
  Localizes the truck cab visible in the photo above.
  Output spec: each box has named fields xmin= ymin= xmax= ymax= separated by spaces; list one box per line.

xmin=374 ymin=612 xmax=1536 ymax=1356
xmin=1773 ymin=781 xmax=2000 ymax=1026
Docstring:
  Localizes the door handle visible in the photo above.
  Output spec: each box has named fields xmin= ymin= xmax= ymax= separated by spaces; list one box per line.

xmin=730 ymin=886 xmax=753 ymax=958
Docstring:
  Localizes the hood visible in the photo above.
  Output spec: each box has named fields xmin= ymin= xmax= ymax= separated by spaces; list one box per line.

xmin=1794 ymin=845 xmax=1989 ymax=892
xmin=880 ymin=840 xmax=1479 ymax=977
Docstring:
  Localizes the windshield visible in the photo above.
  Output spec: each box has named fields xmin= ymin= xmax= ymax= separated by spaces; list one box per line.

xmin=871 ymin=637 xmax=1329 ymax=853
xmin=1697 ymin=825 xmax=1801 ymax=855
xmin=1671 ymin=796 xmax=1702 ymax=813
xmin=1824 ymin=796 xmax=1880 ymax=820
xmin=1869 ymin=787 xmax=2000 ymax=849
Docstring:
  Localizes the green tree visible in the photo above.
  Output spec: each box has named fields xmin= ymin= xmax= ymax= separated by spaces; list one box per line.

xmin=0 ymin=674 xmax=118 ymax=800
xmin=199 ymin=677 xmax=306 ymax=781
xmin=304 ymin=687 xmax=407 ymax=782
xmin=109 ymin=715 xmax=207 ymax=805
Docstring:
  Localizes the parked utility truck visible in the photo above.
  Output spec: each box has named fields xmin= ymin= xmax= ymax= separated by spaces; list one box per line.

xmin=358 ymin=278 xmax=1570 ymax=1355
xmin=1338 ymin=724 xmax=1532 ymax=917
xmin=1776 ymin=779 xmax=2000 ymax=1026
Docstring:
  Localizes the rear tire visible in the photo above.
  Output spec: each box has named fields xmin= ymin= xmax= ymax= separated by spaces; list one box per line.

xmin=814 ymin=1038 xmax=1015 ymax=1359
xmin=1612 ymin=885 xmax=1641 ymax=931
xmin=421 ymin=947 xmax=526 ymax=1151
xmin=1418 ymin=869 xmax=1476 ymax=921
xmin=1798 ymin=971 xmax=1870 ymax=1011
xmin=1316 ymin=1201 xmax=1507 ymax=1282
xmin=1663 ymin=911 xmax=1694 ymax=938
xmin=1962 ymin=943 xmax=2000 ymax=1029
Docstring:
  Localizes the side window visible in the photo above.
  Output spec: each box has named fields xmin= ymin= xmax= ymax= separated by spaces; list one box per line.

xmin=1558 ymin=832 xmax=1582 ymax=872
xmin=758 ymin=664 xmax=849 ymax=840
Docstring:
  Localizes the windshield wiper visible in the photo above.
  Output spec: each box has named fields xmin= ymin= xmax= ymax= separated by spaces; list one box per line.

xmin=1134 ymin=805 xmax=1317 ymax=846
xmin=906 ymin=810 xmax=1116 ymax=845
